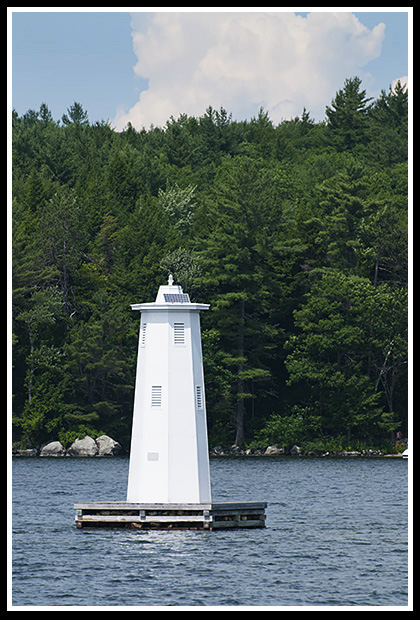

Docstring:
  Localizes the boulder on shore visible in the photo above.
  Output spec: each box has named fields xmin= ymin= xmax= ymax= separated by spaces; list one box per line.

xmin=40 ymin=441 xmax=66 ymax=457
xmin=14 ymin=435 xmax=124 ymax=456
xmin=290 ymin=445 xmax=303 ymax=455
xmin=96 ymin=434 xmax=122 ymax=456
xmin=264 ymin=445 xmax=285 ymax=456
xmin=14 ymin=448 xmax=39 ymax=456
xmin=67 ymin=435 xmax=98 ymax=457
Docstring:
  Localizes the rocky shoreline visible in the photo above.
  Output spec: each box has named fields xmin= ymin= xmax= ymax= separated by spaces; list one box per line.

xmin=13 ymin=436 xmax=405 ymax=458
xmin=210 ymin=444 xmax=403 ymax=458
xmin=13 ymin=435 xmax=123 ymax=457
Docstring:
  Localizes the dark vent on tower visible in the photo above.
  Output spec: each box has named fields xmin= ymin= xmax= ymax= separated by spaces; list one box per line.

xmin=196 ymin=385 xmax=203 ymax=410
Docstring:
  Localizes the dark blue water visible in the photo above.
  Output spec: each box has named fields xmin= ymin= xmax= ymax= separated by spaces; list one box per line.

xmin=12 ymin=456 xmax=409 ymax=608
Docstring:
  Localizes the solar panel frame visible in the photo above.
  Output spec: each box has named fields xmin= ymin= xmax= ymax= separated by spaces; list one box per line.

xmin=163 ymin=293 xmax=190 ymax=303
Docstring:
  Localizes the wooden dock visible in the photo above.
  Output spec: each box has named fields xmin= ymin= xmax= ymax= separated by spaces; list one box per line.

xmin=74 ymin=501 xmax=267 ymax=530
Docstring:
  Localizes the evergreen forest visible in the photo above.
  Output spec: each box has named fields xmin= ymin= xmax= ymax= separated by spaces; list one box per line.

xmin=12 ymin=77 xmax=409 ymax=453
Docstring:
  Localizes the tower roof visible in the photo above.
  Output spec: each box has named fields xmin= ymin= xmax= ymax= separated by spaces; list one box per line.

xmin=131 ymin=275 xmax=209 ymax=312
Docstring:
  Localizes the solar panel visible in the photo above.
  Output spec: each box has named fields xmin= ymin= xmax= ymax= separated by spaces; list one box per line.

xmin=164 ymin=293 xmax=190 ymax=303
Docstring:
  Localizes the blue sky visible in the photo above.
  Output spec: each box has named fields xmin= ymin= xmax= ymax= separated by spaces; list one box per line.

xmin=10 ymin=9 xmax=411 ymax=130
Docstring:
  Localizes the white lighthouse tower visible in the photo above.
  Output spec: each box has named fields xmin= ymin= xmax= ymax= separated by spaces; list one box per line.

xmin=126 ymin=275 xmax=212 ymax=504
xmin=74 ymin=276 xmax=267 ymax=529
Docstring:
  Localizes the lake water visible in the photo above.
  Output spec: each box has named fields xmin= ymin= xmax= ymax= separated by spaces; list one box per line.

xmin=11 ymin=456 xmax=409 ymax=609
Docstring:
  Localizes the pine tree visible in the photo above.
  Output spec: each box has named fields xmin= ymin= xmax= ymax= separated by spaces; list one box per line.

xmin=285 ymin=272 xmax=395 ymax=439
xmin=198 ymin=157 xmax=278 ymax=445
xmin=326 ymin=77 xmax=372 ymax=150
xmin=314 ymin=159 xmax=368 ymax=272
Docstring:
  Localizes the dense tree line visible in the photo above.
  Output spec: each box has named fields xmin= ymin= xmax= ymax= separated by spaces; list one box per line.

xmin=12 ymin=77 xmax=409 ymax=452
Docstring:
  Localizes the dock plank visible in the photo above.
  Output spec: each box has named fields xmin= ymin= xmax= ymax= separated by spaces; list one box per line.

xmin=74 ymin=500 xmax=267 ymax=530
xmin=78 ymin=514 xmax=207 ymax=523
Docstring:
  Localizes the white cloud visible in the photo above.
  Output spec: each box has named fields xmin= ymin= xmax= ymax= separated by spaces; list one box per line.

xmin=113 ymin=11 xmax=385 ymax=130
xmin=392 ymin=75 xmax=408 ymax=91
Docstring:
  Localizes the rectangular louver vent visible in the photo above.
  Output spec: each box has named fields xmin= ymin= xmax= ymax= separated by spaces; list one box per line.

xmin=140 ymin=323 xmax=147 ymax=346
xmin=151 ymin=386 xmax=162 ymax=407
xmin=173 ymin=322 xmax=185 ymax=345
xmin=196 ymin=385 xmax=203 ymax=410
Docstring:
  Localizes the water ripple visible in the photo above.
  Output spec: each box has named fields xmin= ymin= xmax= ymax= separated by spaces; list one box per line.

xmin=12 ymin=456 xmax=409 ymax=607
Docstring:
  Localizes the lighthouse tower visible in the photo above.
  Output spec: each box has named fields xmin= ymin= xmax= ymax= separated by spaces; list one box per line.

xmin=126 ymin=276 xmax=212 ymax=504
xmin=74 ymin=276 xmax=266 ymax=529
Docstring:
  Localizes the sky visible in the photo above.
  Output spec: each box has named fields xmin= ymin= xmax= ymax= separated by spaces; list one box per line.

xmin=10 ymin=8 xmax=411 ymax=131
